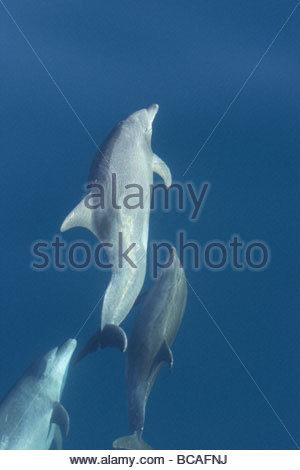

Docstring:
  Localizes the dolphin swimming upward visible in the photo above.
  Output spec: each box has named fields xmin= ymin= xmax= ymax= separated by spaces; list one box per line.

xmin=61 ymin=105 xmax=171 ymax=355
xmin=0 ymin=339 xmax=77 ymax=450
xmin=113 ymin=248 xmax=187 ymax=450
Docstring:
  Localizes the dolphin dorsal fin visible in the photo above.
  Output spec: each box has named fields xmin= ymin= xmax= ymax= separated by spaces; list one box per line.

xmin=152 ymin=154 xmax=172 ymax=188
xmin=51 ymin=402 xmax=70 ymax=437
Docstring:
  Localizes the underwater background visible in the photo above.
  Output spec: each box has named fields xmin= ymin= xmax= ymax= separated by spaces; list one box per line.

xmin=0 ymin=0 xmax=299 ymax=450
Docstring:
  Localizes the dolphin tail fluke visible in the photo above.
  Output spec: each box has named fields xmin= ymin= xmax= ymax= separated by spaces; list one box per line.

xmin=74 ymin=325 xmax=127 ymax=364
xmin=113 ymin=433 xmax=152 ymax=450
xmin=60 ymin=197 xmax=94 ymax=234
xmin=74 ymin=330 xmax=102 ymax=365
xmin=100 ymin=324 xmax=127 ymax=352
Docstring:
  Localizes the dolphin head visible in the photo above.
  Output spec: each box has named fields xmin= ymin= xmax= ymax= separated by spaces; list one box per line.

xmin=124 ymin=104 xmax=159 ymax=144
xmin=51 ymin=339 xmax=77 ymax=398
xmin=27 ymin=339 xmax=77 ymax=401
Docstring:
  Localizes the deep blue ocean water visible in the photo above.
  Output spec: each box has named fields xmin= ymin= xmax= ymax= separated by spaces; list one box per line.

xmin=0 ymin=0 xmax=299 ymax=450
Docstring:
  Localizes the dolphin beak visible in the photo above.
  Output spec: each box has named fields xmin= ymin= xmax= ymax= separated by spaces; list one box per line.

xmin=147 ymin=104 xmax=159 ymax=123
xmin=56 ymin=339 xmax=77 ymax=362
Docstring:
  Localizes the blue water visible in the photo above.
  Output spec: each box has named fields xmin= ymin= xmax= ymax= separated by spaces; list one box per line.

xmin=1 ymin=0 xmax=299 ymax=450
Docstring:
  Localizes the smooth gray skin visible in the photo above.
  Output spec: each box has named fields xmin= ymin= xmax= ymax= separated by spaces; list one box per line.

xmin=61 ymin=104 xmax=171 ymax=352
xmin=113 ymin=248 xmax=187 ymax=450
xmin=0 ymin=339 xmax=77 ymax=450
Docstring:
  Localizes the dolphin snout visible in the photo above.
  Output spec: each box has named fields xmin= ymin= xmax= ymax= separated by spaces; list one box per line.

xmin=56 ymin=338 xmax=77 ymax=359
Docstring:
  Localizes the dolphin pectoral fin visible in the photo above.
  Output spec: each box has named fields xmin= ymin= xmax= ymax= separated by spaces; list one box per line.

xmin=152 ymin=154 xmax=172 ymax=188
xmin=152 ymin=340 xmax=173 ymax=374
xmin=100 ymin=324 xmax=128 ymax=352
xmin=60 ymin=196 xmax=96 ymax=235
xmin=113 ymin=432 xmax=152 ymax=450
xmin=54 ymin=427 xmax=63 ymax=450
xmin=161 ymin=340 xmax=174 ymax=372
xmin=51 ymin=402 xmax=70 ymax=437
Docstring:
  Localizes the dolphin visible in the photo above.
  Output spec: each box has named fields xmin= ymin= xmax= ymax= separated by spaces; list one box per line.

xmin=0 ymin=339 xmax=77 ymax=450
xmin=113 ymin=248 xmax=187 ymax=450
xmin=61 ymin=104 xmax=171 ymax=354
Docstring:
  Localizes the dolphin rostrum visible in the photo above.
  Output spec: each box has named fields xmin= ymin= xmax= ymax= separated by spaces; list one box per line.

xmin=113 ymin=248 xmax=187 ymax=450
xmin=0 ymin=339 xmax=77 ymax=450
xmin=61 ymin=105 xmax=171 ymax=355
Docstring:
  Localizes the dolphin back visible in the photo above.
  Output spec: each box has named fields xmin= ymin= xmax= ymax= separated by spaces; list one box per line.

xmin=113 ymin=432 xmax=152 ymax=450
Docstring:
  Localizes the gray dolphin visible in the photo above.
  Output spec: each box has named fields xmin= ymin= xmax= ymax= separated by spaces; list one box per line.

xmin=113 ymin=248 xmax=187 ymax=450
xmin=0 ymin=339 xmax=77 ymax=450
xmin=61 ymin=104 xmax=171 ymax=355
